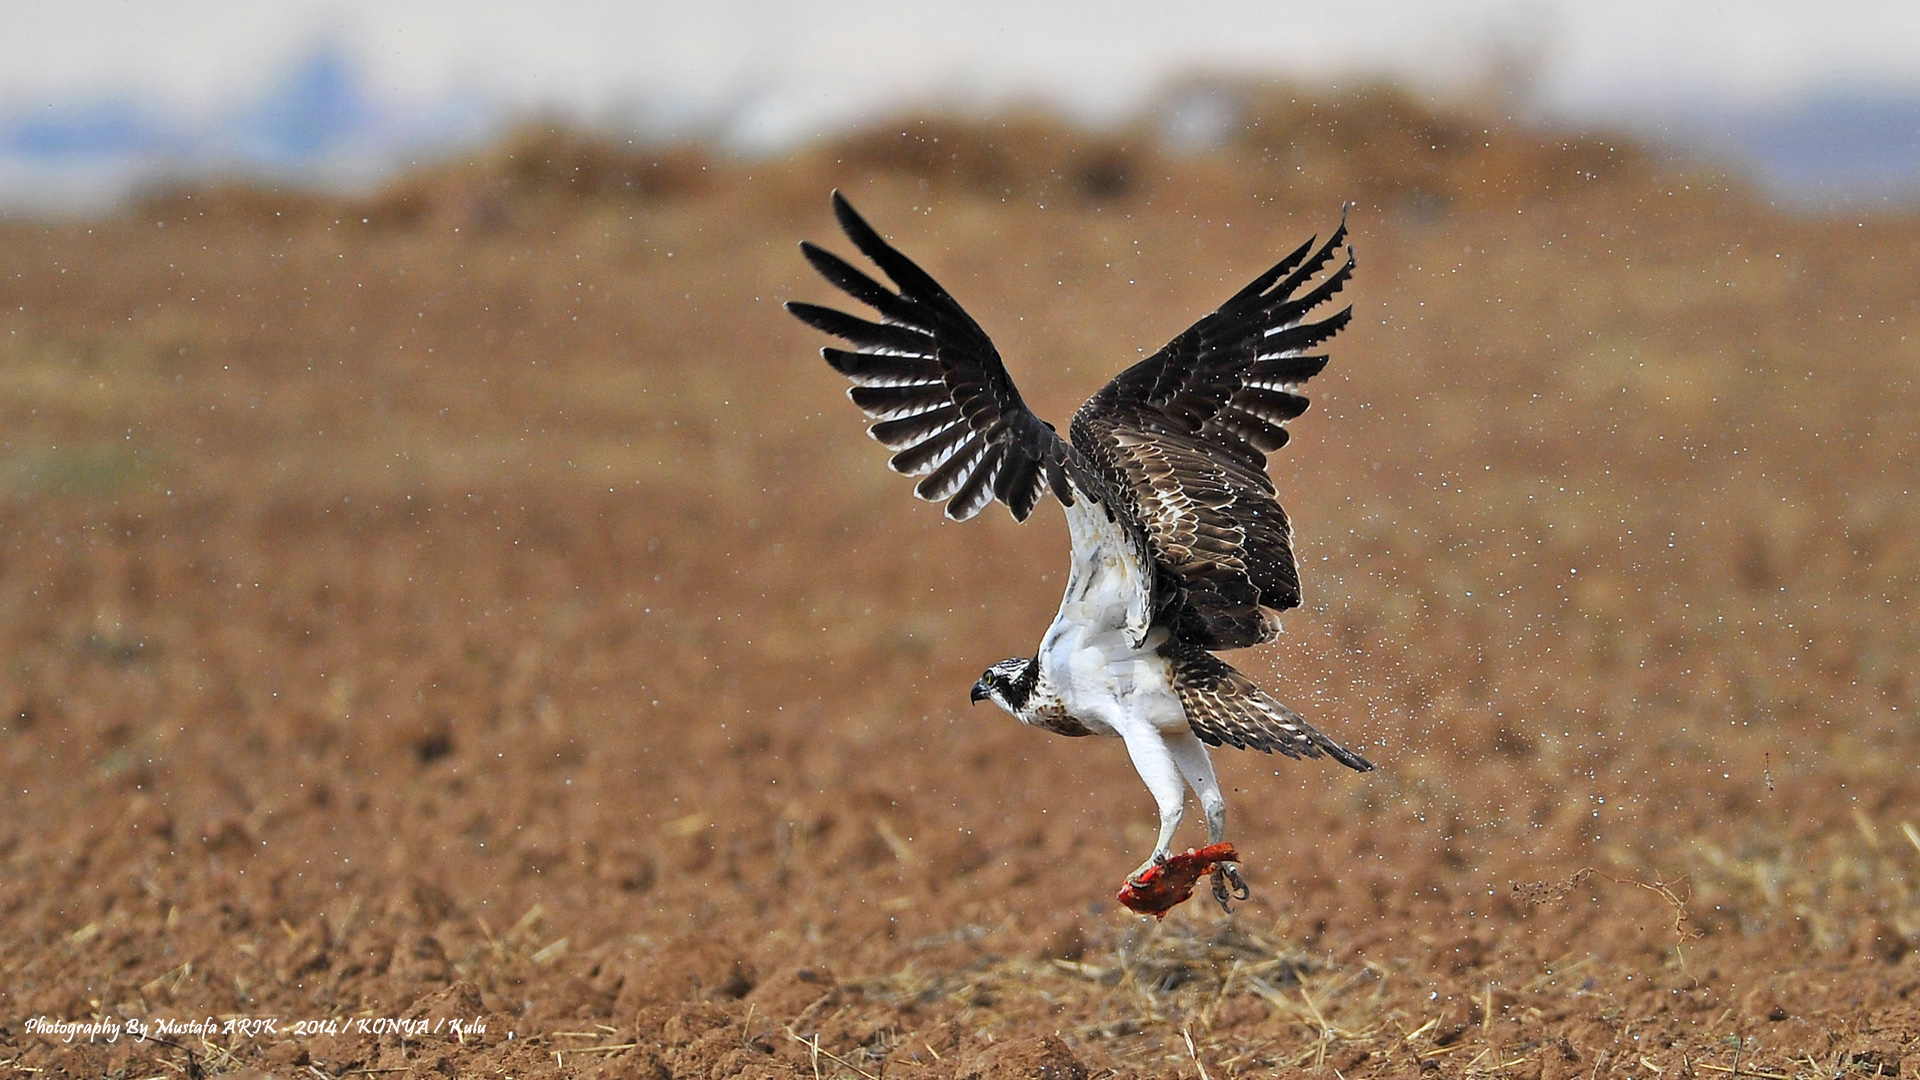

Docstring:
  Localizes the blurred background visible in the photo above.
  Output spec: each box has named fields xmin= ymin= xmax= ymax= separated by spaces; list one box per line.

xmin=6 ymin=3 xmax=1920 ymax=1076
xmin=3 ymin=0 xmax=1918 ymax=213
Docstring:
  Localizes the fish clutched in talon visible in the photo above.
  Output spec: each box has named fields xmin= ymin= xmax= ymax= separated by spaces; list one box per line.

xmin=1117 ymin=842 xmax=1246 ymax=918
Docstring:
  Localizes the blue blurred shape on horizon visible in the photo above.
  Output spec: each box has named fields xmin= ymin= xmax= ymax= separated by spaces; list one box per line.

xmin=0 ymin=43 xmax=494 ymax=212
xmin=5 ymin=100 xmax=175 ymax=159
xmin=1710 ymin=92 xmax=1920 ymax=205
xmin=0 ymin=46 xmax=389 ymax=171
xmin=231 ymin=46 xmax=377 ymax=164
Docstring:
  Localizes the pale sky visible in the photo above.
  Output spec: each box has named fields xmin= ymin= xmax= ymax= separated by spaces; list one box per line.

xmin=2 ymin=1 xmax=1915 ymax=140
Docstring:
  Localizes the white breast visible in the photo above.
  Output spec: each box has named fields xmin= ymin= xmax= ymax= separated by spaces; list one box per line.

xmin=1035 ymin=497 xmax=1186 ymax=737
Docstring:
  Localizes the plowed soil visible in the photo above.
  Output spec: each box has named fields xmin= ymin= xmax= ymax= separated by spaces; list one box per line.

xmin=4 ymin=89 xmax=1919 ymax=1079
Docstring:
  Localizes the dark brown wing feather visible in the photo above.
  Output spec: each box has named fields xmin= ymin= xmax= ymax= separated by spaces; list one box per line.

xmin=1093 ymin=212 xmax=1353 ymax=460
xmin=1168 ymin=643 xmax=1373 ymax=771
xmin=1074 ymin=414 xmax=1295 ymax=650
xmin=788 ymin=192 xmax=1091 ymax=522
xmin=1074 ymin=212 xmax=1354 ymax=648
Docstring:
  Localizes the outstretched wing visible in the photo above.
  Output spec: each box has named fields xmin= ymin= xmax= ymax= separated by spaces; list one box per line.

xmin=1090 ymin=211 xmax=1353 ymax=462
xmin=1169 ymin=643 xmax=1373 ymax=772
xmin=1073 ymin=213 xmax=1354 ymax=649
xmin=787 ymin=192 xmax=1088 ymax=522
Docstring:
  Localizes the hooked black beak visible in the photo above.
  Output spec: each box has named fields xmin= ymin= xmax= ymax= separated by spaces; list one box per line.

xmin=970 ymin=678 xmax=990 ymax=704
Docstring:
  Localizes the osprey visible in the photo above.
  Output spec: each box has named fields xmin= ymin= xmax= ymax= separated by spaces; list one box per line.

xmin=788 ymin=192 xmax=1373 ymax=911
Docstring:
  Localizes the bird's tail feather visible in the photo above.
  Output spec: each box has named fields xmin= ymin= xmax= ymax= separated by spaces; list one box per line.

xmin=1169 ymin=644 xmax=1374 ymax=772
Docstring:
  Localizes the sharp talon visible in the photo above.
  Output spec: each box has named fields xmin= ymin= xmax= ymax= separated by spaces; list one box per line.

xmin=1127 ymin=851 xmax=1171 ymax=888
xmin=1210 ymin=862 xmax=1250 ymax=912
xmin=1224 ymin=862 xmax=1249 ymax=900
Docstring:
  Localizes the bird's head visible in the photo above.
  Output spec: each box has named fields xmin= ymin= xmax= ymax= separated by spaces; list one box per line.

xmin=970 ymin=656 xmax=1036 ymax=716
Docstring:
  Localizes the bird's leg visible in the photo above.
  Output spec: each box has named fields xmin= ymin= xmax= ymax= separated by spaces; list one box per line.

xmin=1128 ymin=794 xmax=1184 ymax=884
xmin=1165 ymin=731 xmax=1248 ymax=911
xmin=1116 ymin=722 xmax=1188 ymax=884
xmin=1164 ymin=731 xmax=1227 ymax=841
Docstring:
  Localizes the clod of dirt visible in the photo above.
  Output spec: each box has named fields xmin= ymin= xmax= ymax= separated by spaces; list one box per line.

xmin=585 ymin=1046 xmax=671 ymax=1080
xmin=389 ymin=931 xmax=454 ymax=983
xmin=1036 ymin=917 xmax=1087 ymax=961
xmin=1116 ymin=843 xmax=1239 ymax=918
xmin=658 ymin=1001 xmax=741 ymax=1049
xmin=744 ymin=965 xmax=840 ymax=1017
xmin=1852 ymin=918 xmax=1912 ymax=964
xmin=1432 ymin=1022 xmax=1469 ymax=1047
xmin=612 ymin=938 xmax=756 ymax=1012
xmin=957 ymin=1034 xmax=1090 ymax=1080
xmin=405 ymin=980 xmax=491 ymax=1022
xmin=1850 ymin=1048 xmax=1902 ymax=1078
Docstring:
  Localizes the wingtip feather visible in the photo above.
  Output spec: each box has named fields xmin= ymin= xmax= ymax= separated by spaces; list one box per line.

xmin=1326 ymin=741 xmax=1376 ymax=773
xmin=796 ymin=190 xmax=1082 ymax=526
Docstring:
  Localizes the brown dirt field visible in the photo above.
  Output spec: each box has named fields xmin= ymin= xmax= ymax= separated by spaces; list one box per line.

xmin=3 ymin=85 xmax=1919 ymax=1079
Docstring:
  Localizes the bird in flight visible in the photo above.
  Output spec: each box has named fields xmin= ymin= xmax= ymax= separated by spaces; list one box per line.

xmin=788 ymin=192 xmax=1373 ymax=913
